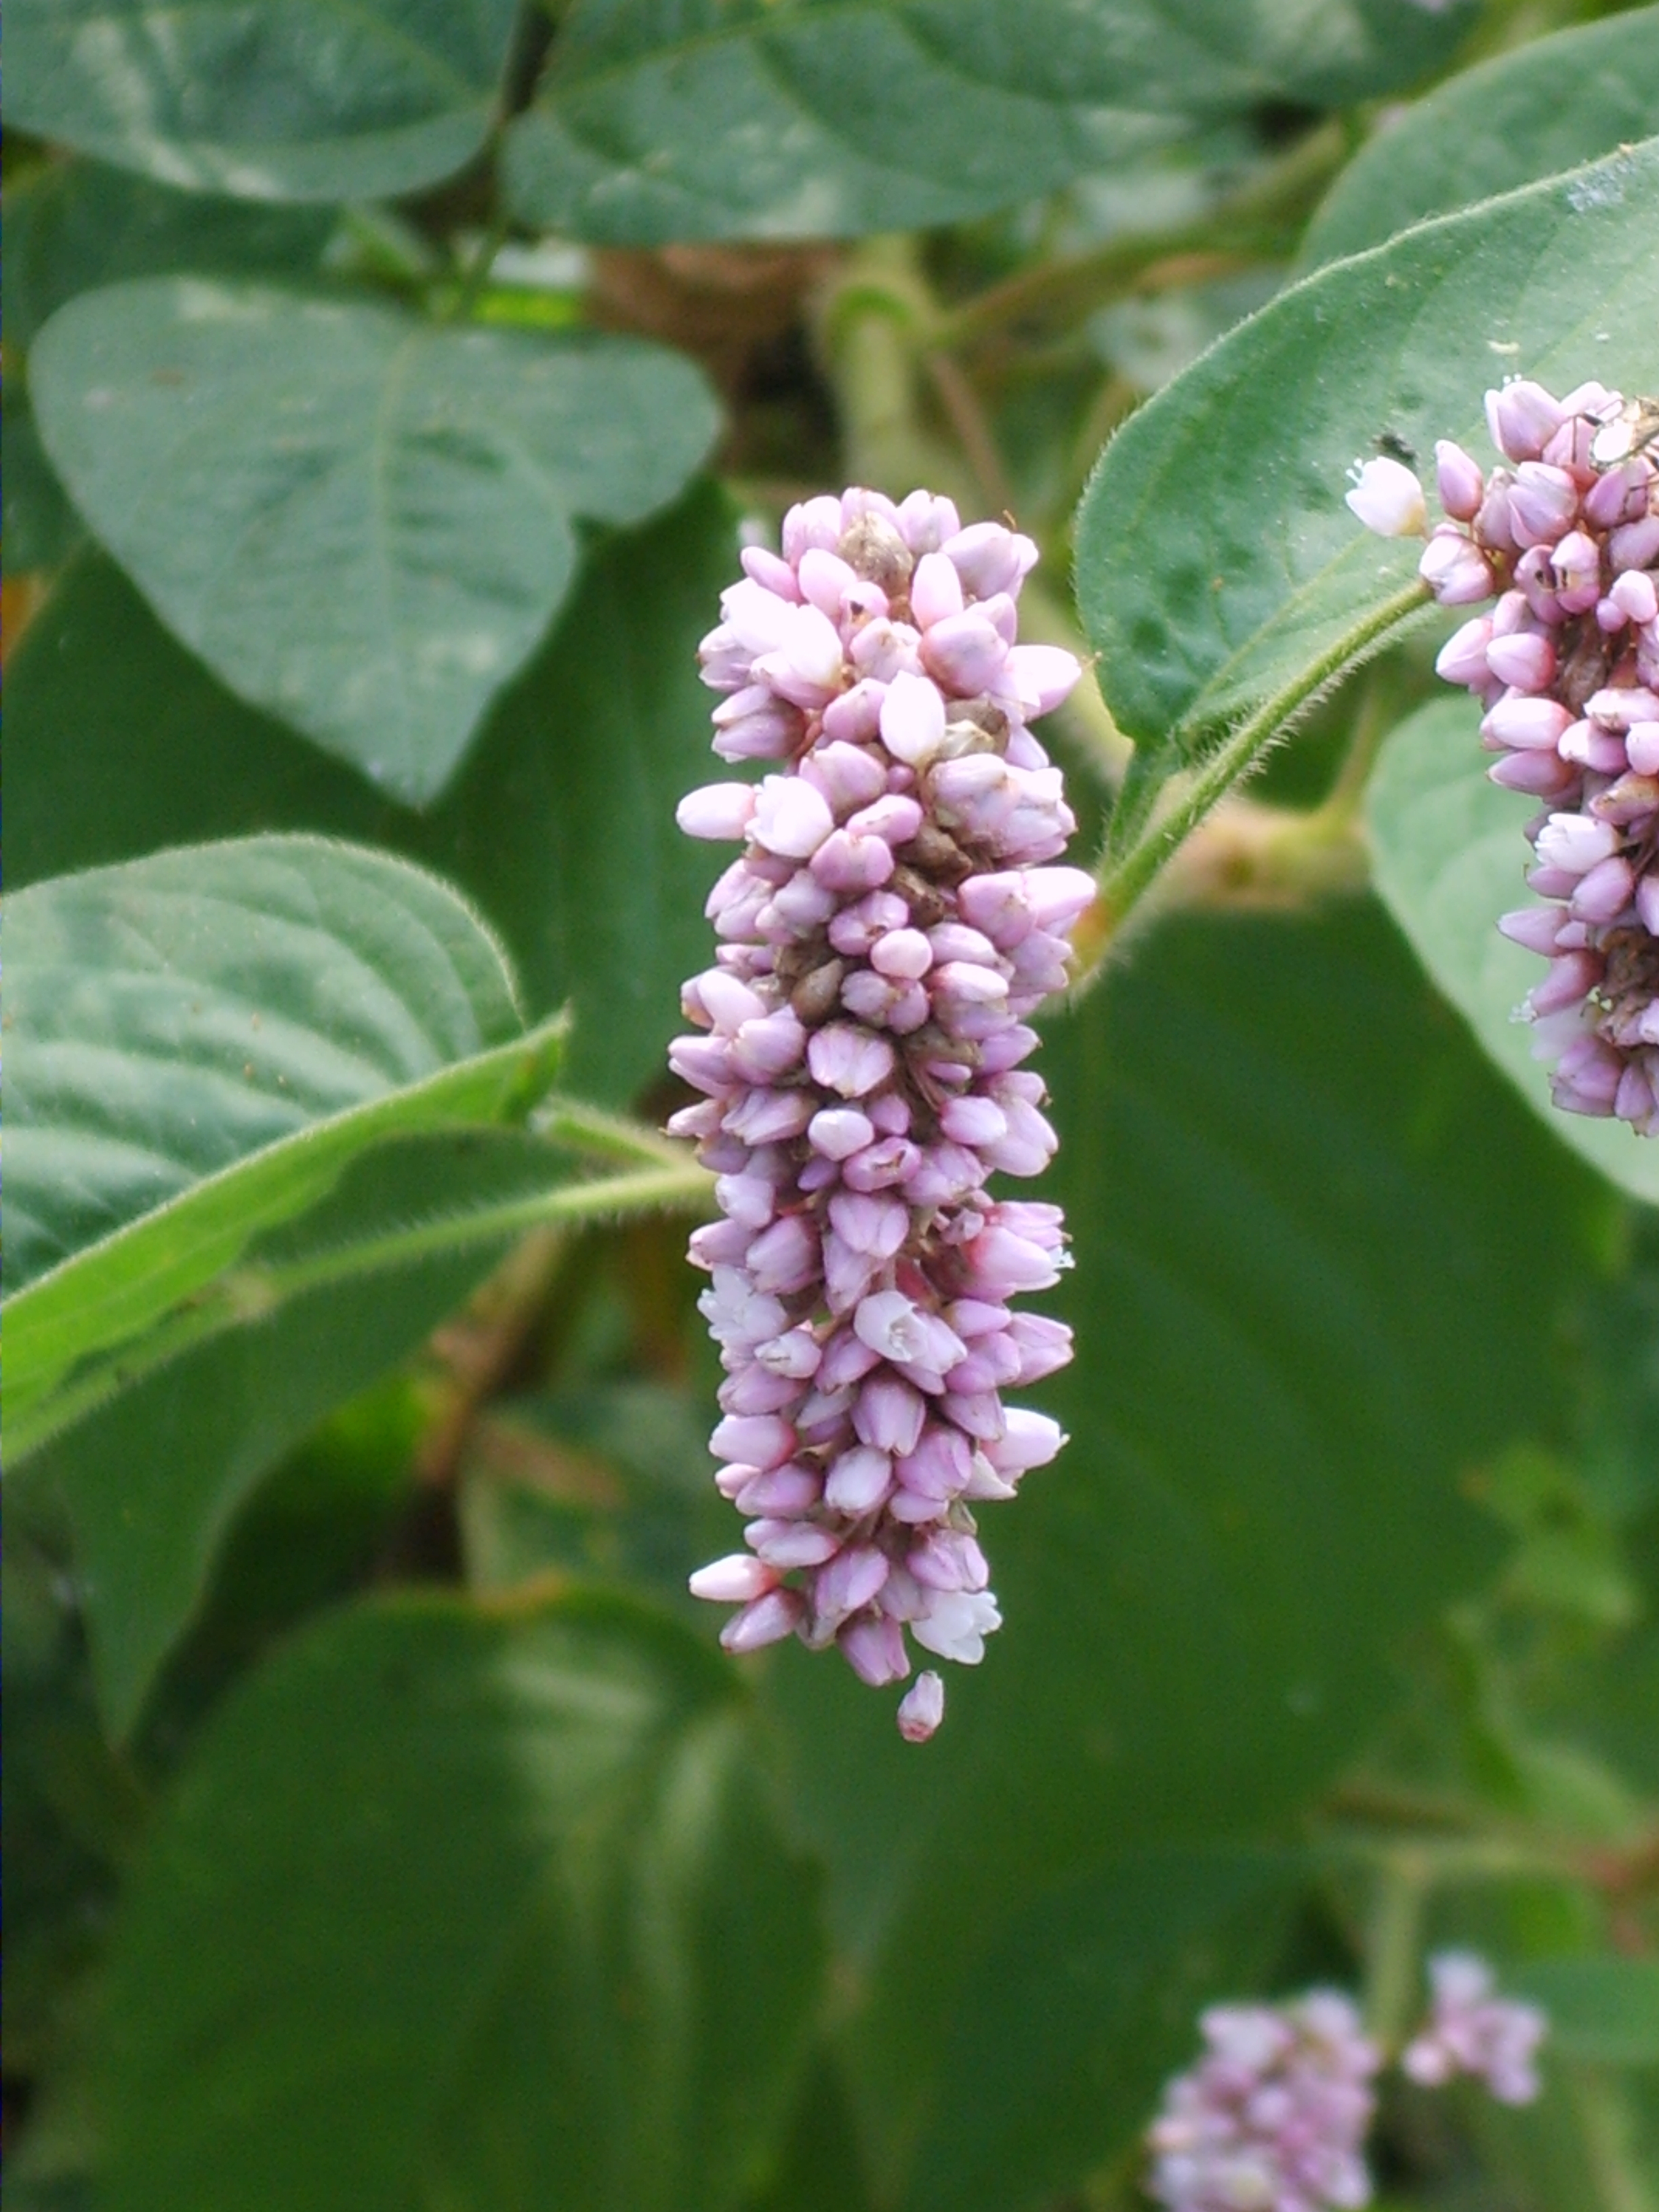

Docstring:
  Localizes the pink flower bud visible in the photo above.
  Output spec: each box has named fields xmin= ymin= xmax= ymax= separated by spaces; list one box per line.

xmin=1486 ymin=378 xmax=1564 ymax=462
xmin=1420 ymin=528 xmax=1496 ymax=605
xmin=895 ymin=1669 xmax=945 ymax=1741
xmin=689 ymin=1554 xmax=778 ymax=1603
xmin=1435 ymin=439 xmax=1488 ymax=520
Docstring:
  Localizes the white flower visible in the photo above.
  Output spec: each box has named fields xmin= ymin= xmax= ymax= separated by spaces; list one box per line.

xmin=912 ymin=1589 xmax=1002 ymax=1663
xmin=1345 ymin=455 xmax=1428 ymax=537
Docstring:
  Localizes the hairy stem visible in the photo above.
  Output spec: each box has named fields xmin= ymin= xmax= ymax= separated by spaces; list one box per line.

xmin=9 ymin=1160 xmax=714 ymax=1465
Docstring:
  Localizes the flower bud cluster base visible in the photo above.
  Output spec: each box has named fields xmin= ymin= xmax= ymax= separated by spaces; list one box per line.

xmin=1351 ymin=383 xmax=1659 ymax=1132
xmin=669 ymin=487 xmax=1092 ymax=1740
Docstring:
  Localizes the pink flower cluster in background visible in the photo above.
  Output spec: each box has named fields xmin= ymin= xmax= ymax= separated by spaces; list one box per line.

xmin=668 ymin=487 xmax=1092 ymax=1740
xmin=1147 ymin=1953 xmax=1547 ymax=2212
xmin=1401 ymin=1950 xmax=1547 ymax=2106
xmin=1348 ymin=382 xmax=1659 ymax=1132
xmin=1147 ymin=1993 xmax=1380 ymax=2212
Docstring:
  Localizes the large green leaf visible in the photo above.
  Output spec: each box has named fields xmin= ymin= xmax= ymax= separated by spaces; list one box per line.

xmin=5 ymin=836 xmax=566 ymax=1446
xmin=504 ymin=0 xmax=1475 ymax=246
xmin=96 ymin=1593 xmax=824 ymax=2212
xmin=1367 ymin=697 xmax=1659 ymax=1207
xmin=23 ymin=1128 xmax=692 ymax=1739
xmin=2 ymin=156 xmax=335 ymax=359
xmin=29 ymin=280 xmax=721 ymax=800
xmin=1073 ymin=139 xmax=1659 ymax=836
xmin=906 ymin=1851 xmax=1298 ymax=2212
xmin=1511 ymin=1958 xmax=1659 ymax=2067
xmin=8 ymin=0 xmax=520 ymax=203
xmin=756 ymin=901 xmax=1610 ymax=2195
xmin=7 ymin=487 xmax=741 ymax=1102
xmin=1298 ymin=7 xmax=1659 ymax=270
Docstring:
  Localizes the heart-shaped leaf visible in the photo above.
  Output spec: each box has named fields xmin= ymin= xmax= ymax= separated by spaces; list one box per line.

xmin=5 ymin=835 xmax=567 ymax=1447
xmin=1367 ymin=697 xmax=1659 ymax=1207
xmin=1073 ymin=139 xmax=1659 ymax=869
xmin=30 ymin=280 xmax=721 ymax=800
xmin=96 ymin=1593 xmax=824 ymax=2212
xmin=8 ymin=0 xmax=520 ymax=203
xmin=1298 ymin=6 xmax=1659 ymax=270
xmin=504 ymin=0 xmax=1475 ymax=245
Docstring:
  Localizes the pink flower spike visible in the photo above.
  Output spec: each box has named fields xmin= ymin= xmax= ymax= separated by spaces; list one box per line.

xmin=678 ymin=488 xmax=1088 ymax=1734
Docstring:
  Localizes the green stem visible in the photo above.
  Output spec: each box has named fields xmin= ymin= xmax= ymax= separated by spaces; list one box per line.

xmin=245 ymin=1162 xmax=712 ymax=1305
xmin=534 ymin=1096 xmax=691 ymax=1170
xmin=443 ymin=213 xmax=508 ymax=323
xmin=1318 ymin=665 xmax=1401 ymax=830
xmin=934 ymin=121 xmax=1346 ymax=352
xmin=816 ymin=237 xmax=974 ymax=502
xmin=8 ymin=1160 xmax=713 ymax=1465
xmin=1572 ymin=2066 xmax=1658 ymax=2212
xmin=1362 ymin=1849 xmax=1429 ymax=2051
xmin=1094 ymin=579 xmax=1430 ymax=936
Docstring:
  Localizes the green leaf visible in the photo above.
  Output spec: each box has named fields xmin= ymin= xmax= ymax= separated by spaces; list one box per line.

xmin=504 ymin=0 xmax=1475 ymax=246
xmin=7 ymin=487 xmax=746 ymax=1104
xmin=1367 ymin=697 xmax=1659 ymax=1206
xmin=96 ymin=1592 xmax=824 ymax=2212
xmin=22 ymin=1129 xmax=626 ymax=1739
xmin=1298 ymin=7 xmax=1659 ymax=270
xmin=905 ymin=1851 xmax=1298 ymax=2212
xmin=7 ymin=0 xmax=520 ymax=203
xmin=1510 ymin=1958 xmax=1659 ymax=2067
xmin=2 ymin=403 xmax=85 ymax=575
xmin=29 ymin=280 xmax=721 ymax=800
xmin=3 ymin=155 xmax=334 ymax=359
xmin=5 ymin=835 xmax=567 ymax=1448
xmin=1073 ymin=139 xmax=1659 ymax=851
xmin=756 ymin=901 xmax=1610 ymax=2196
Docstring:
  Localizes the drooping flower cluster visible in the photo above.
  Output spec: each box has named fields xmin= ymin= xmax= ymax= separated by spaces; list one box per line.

xmin=1144 ymin=1955 xmax=1547 ymax=2210
xmin=1347 ymin=382 xmax=1659 ymax=1132
xmin=668 ymin=486 xmax=1093 ymax=1741
xmin=1145 ymin=1994 xmax=1380 ymax=2212
xmin=1401 ymin=1951 xmax=1547 ymax=2106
